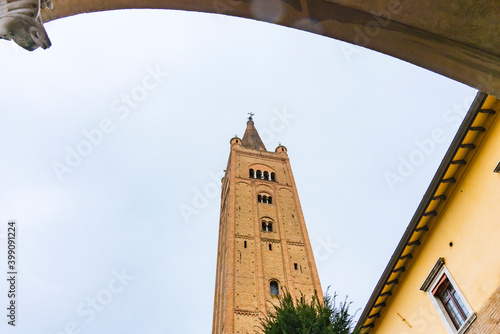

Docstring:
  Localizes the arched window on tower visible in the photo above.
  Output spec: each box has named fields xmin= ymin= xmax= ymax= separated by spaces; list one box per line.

xmin=261 ymin=221 xmax=273 ymax=232
xmin=271 ymin=172 xmax=276 ymax=182
xmin=270 ymin=281 xmax=279 ymax=296
xmin=249 ymin=169 xmax=255 ymax=178
xmin=258 ymin=194 xmax=273 ymax=204
xmin=256 ymin=170 xmax=262 ymax=179
xmin=264 ymin=171 xmax=269 ymax=180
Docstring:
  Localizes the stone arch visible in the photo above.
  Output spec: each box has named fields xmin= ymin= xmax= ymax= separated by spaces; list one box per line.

xmin=256 ymin=184 xmax=273 ymax=193
xmin=36 ymin=1 xmax=500 ymax=96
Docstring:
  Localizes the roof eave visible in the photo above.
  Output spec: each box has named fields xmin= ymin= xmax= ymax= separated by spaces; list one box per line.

xmin=356 ymin=91 xmax=490 ymax=332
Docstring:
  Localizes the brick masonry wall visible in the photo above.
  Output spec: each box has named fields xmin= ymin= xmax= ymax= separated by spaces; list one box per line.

xmin=466 ymin=284 xmax=500 ymax=333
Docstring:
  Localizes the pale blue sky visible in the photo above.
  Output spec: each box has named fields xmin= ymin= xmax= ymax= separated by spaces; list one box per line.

xmin=0 ymin=9 xmax=476 ymax=333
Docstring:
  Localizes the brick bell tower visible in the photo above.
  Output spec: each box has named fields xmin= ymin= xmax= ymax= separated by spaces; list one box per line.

xmin=212 ymin=115 xmax=323 ymax=334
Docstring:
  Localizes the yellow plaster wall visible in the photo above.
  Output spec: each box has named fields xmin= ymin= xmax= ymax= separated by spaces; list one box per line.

xmin=375 ymin=98 xmax=500 ymax=333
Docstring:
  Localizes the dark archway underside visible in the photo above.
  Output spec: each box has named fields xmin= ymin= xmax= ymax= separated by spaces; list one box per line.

xmin=42 ymin=0 xmax=500 ymax=96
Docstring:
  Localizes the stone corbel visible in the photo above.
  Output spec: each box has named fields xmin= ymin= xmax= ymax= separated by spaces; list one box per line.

xmin=0 ymin=0 xmax=53 ymax=51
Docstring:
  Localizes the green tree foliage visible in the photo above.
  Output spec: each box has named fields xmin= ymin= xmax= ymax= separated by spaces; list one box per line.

xmin=259 ymin=289 xmax=359 ymax=334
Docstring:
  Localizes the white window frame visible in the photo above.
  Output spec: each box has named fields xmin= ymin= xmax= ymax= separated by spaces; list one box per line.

xmin=420 ymin=258 xmax=476 ymax=334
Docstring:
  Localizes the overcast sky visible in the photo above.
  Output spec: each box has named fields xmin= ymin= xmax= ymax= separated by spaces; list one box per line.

xmin=0 ymin=9 xmax=477 ymax=333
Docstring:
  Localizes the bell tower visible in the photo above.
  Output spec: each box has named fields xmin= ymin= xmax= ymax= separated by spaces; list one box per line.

xmin=212 ymin=115 xmax=323 ymax=334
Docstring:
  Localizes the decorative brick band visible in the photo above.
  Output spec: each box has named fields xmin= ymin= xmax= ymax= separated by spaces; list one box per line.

xmin=234 ymin=309 xmax=260 ymax=317
xmin=287 ymin=241 xmax=305 ymax=246
xmin=261 ymin=238 xmax=281 ymax=244
xmin=235 ymin=234 xmax=254 ymax=240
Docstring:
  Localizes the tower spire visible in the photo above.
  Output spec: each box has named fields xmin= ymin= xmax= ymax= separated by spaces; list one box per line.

xmin=241 ymin=114 xmax=267 ymax=151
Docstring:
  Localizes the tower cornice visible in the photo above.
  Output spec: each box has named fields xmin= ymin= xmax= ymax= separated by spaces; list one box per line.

xmin=231 ymin=148 xmax=288 ymax=163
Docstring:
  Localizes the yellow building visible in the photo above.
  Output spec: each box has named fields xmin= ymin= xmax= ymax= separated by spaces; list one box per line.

xmin=212 ymin=116 xmax=322 ymax=334
xmin=357 ymin=92 xmax=500 ymax=333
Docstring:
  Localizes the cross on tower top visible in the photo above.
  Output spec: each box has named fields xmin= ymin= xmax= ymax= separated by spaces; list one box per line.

xmin=248 ymin=112 xmax=255 ymax=120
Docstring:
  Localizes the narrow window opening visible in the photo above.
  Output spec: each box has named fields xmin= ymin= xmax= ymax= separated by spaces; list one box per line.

xmin=271 ymin=172 xmax=276 ymax=181
xmin=268 ymin=196 xmax=272 ymax=204
xmin=264 ymin=171 xmax=269 ymax=180
xmin=270 ymin=281 xmax=279 ymax=295
xmin=263 ymin=195 xmax=267 ymax=203
xmin=262 ymin=221 xmax=267 ymax=231
xmin=249 ymin=169 xmax=255 ymax=178
xmin=258 ymin=195 xmax=262 ymax=203
xmin=269 ymin=244 xmax=272 ymax=251
xmin=294 ymin=263 xmax=298 ymax=270
xmin=268 ymin=222 xmax=273 ymax=232
xmin=256 ymin=170 xmax=262 ymax=179
xmin=244 ymin=241 xmax=247 ymax=248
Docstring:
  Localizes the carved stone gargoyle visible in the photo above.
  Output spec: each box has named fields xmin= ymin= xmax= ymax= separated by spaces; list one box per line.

xmin=0 ymin=0 xmax=53 ymax=51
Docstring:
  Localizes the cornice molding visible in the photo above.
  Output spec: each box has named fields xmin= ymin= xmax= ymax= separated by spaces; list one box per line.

xmin=420 ymin=257 xmax=445 ymax=291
